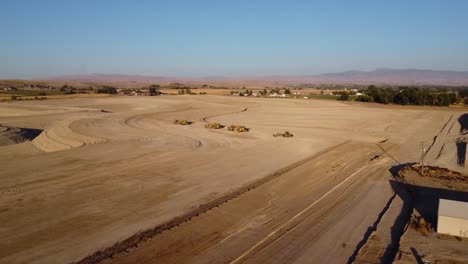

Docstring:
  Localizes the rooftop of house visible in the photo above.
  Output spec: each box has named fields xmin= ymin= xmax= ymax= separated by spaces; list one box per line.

xmin=439 ymin=198 xmax=468 ymax=219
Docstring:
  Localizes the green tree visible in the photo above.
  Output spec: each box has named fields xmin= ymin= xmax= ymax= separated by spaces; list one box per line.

xmin=269 ymin=88 xmax=280 ymax=95
xmin=337 ymin=92 xmax=350 ymax=101
xmin=355 ymin=94 xmax=374 ymax=102
xmin=459 ymin=89 xmax=468 ymax=98
xmin=96 ymin=86 xmax=117 ymax=94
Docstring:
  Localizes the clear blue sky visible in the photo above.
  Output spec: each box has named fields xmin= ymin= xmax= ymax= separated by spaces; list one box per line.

xmin=1 ymin=0 xmax=468 ymax=79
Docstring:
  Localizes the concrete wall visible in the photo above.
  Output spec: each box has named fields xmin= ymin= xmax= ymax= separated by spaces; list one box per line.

xmin=438 ymin=215 xmax=468 ymax=237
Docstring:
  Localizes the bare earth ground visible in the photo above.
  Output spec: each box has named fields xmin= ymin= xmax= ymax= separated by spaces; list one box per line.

xmin=0 ymin=95 xmax=464 ymax=264
xmin=395 ymin=228 xmax=468 ymax=263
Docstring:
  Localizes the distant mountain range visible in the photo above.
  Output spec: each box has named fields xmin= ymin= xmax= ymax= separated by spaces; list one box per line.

xmin=45 ymin=69 xmax=468 ymax=86
xmin=48 ymin=74 xmax=172 ymax=83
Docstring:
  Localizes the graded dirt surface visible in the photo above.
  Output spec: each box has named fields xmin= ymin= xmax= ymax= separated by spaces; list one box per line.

xmin=0 ymin=95 xmax=465 ymax=264
xmin=394 ymin=228 xmax=468 ymax=264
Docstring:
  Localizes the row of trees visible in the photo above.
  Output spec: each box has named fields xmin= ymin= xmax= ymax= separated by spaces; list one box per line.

xmin=333 ymin=90 xmax=356 ymax=96
xmin=240 ymin=89 xmax=254 ymax=96
xmin=96 ymin=86 xmax=117 ymax=94
xmin=258 ymin=89 xmax=269 ymax=96
xmin=257 ymin=89 xmax=285 ymax=96
xmin=337 ymin=92 xmax=350 ymax=101
xmin=458 ymin=89 xmax=468 ymax=101
xmin=354 ymin=86 xmax=461 ymax=106
xmin=148 ymin=84 xmax=160 ymax=94
xmin=96 ymin=84 xmax=159 ymax=95
xmin=233 ymin=88 xmax=292 ymax=97
xmin=178 ymin=88 xmax=193 ymax=95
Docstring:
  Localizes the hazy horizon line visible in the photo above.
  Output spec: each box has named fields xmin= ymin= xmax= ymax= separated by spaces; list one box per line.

xmin=13 ymin=67 xmax=467 ymax=81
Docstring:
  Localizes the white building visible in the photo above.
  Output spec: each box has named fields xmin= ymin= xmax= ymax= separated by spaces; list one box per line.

xmin=438 ymin=199 xmax=468 ymax=238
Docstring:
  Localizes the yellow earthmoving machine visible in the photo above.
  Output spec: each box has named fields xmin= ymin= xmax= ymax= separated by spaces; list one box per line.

xmin=228 ymin=124 xmax=250 ymax=132
xmin=173 ymin=119 xmax=193 ymax=125
xmin=273 ymin=131 xmax=293 ymax=137
xmin=204 ymin=122 xmax=224 ymax=129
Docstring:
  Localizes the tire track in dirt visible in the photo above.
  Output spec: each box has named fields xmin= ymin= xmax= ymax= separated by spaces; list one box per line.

xmin=123 ymin=107 xmax=203 ymax=148
xmin=202 ymin=107 xmax=248 ymax=123
xmin=436 ymin=144 xmax=446 ymax=160
xmin=447 ymin=118 xmax=456 ymax=135
xmin=229 ymin=165 xmax=368 ymax=264
xmin=239 ymin=160 xmax=381 ymax=264
xmin=76 ymin=140 xmax=351 ymax=264
xmin=424 ymin=113 xmax=454 ymax=157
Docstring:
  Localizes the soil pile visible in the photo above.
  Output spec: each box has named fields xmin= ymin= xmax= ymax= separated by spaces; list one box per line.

xmin=397 ymin=164 xmax=468 ymax=191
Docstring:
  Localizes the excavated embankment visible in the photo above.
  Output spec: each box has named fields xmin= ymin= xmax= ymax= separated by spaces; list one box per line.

xmin=0 ymin=125 xmax=42 ymax=146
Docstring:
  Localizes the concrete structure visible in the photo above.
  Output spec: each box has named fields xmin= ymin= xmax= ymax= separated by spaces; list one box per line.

xmin=438 ymin=198 xmax=468 ymax=238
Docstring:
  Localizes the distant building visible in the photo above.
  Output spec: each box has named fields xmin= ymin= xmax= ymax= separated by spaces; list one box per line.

xmin=438 ymin=198 xmax=468 ymax=237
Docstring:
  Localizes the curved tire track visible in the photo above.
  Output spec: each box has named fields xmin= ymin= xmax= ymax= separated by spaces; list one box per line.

xmin=202 ymin=107 xmax=248 ymax=123
xmin=123 ymin=107 xmax=203 ymax=148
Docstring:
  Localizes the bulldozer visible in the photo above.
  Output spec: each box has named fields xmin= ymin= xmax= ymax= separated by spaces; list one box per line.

xmin=173 ymin=119 xmax=193 ymax=125
xmin=228 ymin=124 xmax=250 ymax=132
xmin=204 ymin=122 xmax=224 ymax=129
xmin=273 ymin=131 xmax=294 ymax=138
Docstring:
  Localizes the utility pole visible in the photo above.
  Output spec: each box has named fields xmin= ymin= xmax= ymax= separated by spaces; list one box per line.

xmin=420 ymin=142 xmax=426 ymax=176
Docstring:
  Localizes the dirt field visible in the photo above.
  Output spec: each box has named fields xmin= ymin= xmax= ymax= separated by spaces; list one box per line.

xmin=0 ymin=95 xmax=464 ymax=264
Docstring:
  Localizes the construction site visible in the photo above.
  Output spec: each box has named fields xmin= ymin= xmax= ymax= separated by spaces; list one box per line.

xmin=0 ymin=95 xmax=467 ymax=264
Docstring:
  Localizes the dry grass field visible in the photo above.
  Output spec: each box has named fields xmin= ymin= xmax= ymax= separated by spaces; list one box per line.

xmin=0 ymin=95 xmax=465 ymax=264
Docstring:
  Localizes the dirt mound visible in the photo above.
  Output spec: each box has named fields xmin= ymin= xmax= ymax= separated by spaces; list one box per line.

xmin=409 ymin=215 xmax=433 ymax=236
xmin=0 ymin=125 xmax=42 ymax=146
xmin=397 ymin=164 xmax=468 ymax=191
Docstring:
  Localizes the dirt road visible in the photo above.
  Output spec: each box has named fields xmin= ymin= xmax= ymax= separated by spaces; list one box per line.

xmin=97 ymin=141 xmax=394 ymax=264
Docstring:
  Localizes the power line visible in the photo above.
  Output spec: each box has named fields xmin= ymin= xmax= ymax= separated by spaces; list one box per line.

xmin=420 ymin=142 xmax=426 ymax=176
